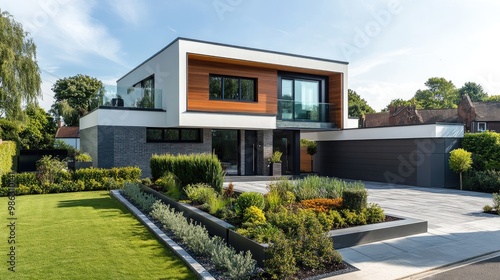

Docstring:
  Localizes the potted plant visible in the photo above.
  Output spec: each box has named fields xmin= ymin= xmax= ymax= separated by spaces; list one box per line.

xmin=69 ymin=152 xmax=93 ymax=170
xmin=268 ymin=151 xmax=282 ymax=176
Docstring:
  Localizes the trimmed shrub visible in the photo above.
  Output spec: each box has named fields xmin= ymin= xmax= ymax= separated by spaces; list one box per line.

xmin=73 ymin=166 xmax=141 ymax=189
xmin=462 ymin=131 xmax=500 ymax=171
xmin=463 ymin=170 xmax=500 ymax=193
xmin=264 ymin=234 xmax=298 ymax=279
xmin=300 ymin=198 xmax=343 ymax=213
xmin=328 ymin=210 xmax=346 ymax=229
xmin=342 ymin=188 xmax=368 ymax=211
xmin=242 ymin=206 xmax=266 ymax=226
xmin=364 ymin=203 xmax=385 ymax=223
xmin=493 ymin=193 xmax=500 ymax=210
xmin=341 ymin=209 xmax=367 ymax=225
xmin=150 ymin=153 xmax=224 ymax=192
xmin=0 ymin=141 xmax=16 ymax=177
xmin=75 ymin=153 xmax=92 ymax=162
xmin=185 ymin=183 xmax=217 ymax=205
xmin=234 ymin=192 xmax=265 ymax=215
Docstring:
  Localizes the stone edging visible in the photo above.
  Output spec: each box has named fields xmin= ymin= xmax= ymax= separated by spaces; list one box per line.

xmin=110 ymin=190 xmax=215 ymax=280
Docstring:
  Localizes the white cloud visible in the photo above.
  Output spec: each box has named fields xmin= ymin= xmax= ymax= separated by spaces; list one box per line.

xmin=107 ymin=0 xmax=147 ymax=26
xmin=1 ymin=0 xmax=124 ymax=65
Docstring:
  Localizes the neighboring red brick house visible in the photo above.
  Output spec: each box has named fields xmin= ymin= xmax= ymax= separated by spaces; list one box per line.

xmin=362 ymin=95 xmax=500 ymax=132
xmin=55 ymin=126 xmax=80 ymax=149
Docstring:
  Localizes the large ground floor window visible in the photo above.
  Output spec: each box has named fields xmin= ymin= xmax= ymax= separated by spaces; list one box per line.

xmin=212 ymin=130 xmax=239 ymax=175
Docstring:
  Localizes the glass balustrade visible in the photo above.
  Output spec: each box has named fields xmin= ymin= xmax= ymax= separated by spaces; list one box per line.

xmin=100 ymin=85 xmax=162 ymax=109
xmin=277 ymin=99 xmax=332 ymax=122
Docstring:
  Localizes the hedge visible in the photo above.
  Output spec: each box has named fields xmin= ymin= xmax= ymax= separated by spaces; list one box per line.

xmin=0 ymin=141 xmax=16 ymax=176
xmin=463 ymin=170 xmax=500 ymax=193
xmin=150 ymin=153 xmax=224 ymax=192
xmin=462 ymin=131 xmax=500 ymax=171
xmin=0 ymin=166 xmax=142 ymax=196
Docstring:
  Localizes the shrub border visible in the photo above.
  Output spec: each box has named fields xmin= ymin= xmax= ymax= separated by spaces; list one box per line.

xmin=110 ymin=190 xmax=215 ymax=280
xmin=139 ymin=186 xmax=427 ymax=266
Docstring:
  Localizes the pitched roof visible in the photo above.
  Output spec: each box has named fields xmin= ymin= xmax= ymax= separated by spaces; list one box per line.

xmin=364 ymin=112 xmax=390 ymax=127
xmin=55 ymin=126 xmax=79 ymax=138
xmin=417 ymin=109 xmax=461 ymax=123
xmin=472 ymin=102 xmax=500 ymax=121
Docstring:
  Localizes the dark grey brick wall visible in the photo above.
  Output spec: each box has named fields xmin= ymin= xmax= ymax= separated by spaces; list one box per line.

xmin=112 ymin=127 xmax=212 ymax=177
xmin=98 ymin=126 xmax=115 ymax=168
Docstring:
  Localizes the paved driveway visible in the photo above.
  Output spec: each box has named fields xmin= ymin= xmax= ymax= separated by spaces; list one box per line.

xmin=227 ymin=178 xmax=500 ymax=280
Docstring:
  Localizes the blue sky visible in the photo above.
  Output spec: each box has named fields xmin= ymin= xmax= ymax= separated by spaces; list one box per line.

xmin=2 ymin=0 xmax=500 ymax=111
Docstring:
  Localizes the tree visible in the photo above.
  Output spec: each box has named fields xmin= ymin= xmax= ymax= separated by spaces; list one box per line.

xmin=485 ymin=95 xmax=500 ymax=102
xmin=449 ymin=148 xmax=473 ymax=190
xmin=414 ymin=77 xmax=458 ymax=109
xmin=300 ymin=139 xmax=317 ymax=172
xmin=51 ymin=74 xmax=104 ymax=126
xmin=348 ymin=89 xmax=375 ymax=117
xmin=0 ymin=11 xmax=41 ymax=120
xmin=19 ymin=105 xmax=57 ymax=149
xmin=381 ymin=98 xmax=417 ymax=112
xmin=458 ymin=82 xmax=488 ymax=102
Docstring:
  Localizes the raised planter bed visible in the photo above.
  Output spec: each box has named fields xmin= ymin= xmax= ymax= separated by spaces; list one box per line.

xmin=140 ymin=186 xmax=427 ymax=266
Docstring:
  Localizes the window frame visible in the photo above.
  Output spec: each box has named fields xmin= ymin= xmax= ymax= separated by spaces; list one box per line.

xmin=146 ymin=128 xmax=202 ymax=143
xmin=477 ymin=122 xmax=487 ymax=132
xmin=277 ymin=72 xmax=328 ymax=122
xmin=209 ymin=74 xmax=257 ymax=102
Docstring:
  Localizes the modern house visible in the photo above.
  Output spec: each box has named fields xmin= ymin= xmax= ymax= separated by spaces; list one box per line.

xmin=80 ymin=38 xmax=348 ymax=177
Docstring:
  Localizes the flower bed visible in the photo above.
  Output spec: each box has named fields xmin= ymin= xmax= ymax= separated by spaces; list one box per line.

xmin=140 ymin=175 xmax=427 ymax=279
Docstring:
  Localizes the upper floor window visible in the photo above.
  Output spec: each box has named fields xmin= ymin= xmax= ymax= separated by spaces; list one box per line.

xmin=278 ymin=72 xmax=327 ymax=122
xmin=209 ymin=75 xmax=256 ymax=102
xmin=146 ymin=128 xmax=202 ymax=143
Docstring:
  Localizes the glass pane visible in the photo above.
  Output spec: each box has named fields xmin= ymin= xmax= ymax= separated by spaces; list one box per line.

xmin=209 ymin=76 xmax=222 ymax=99
xmin=164 ymin=129 xmax=180 ymax=141
xmin=280 ymin=79 xmax=294 ymax=120
xmin=212 ymin=130 xmax=239 ymax=175
xmin=294 ymin=80 xmax=319 ymax=121
xmin=146 ymin=129 xmax=163 ymax=141
xmin=223 ymin=77 xmax=239 ymax=100
xmin=241 ymin=79 xmax=255 ymax=101
xmin=180 ymin=129 xmax=200 ymax=141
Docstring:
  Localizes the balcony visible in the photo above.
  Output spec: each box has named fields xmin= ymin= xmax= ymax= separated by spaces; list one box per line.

xmin=99 ymin=85 xmax=163 ymax=109
xmin=277 ymin=99 xmax=335 ymax=129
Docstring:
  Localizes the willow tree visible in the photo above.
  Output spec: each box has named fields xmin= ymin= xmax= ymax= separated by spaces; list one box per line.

xmin=0 ymin=11 xmax=41 ymax=120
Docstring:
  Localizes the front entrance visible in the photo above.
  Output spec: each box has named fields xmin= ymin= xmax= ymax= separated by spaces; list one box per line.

xmin=212 ymin=130 xmax=239 ymax=175
xmin=244 ymin=130 xmax=257 ymax=175
xmin=273 ymin=130 xmax=300 ymax=175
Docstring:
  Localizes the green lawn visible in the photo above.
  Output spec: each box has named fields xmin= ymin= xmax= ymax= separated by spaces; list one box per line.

xmin=0 ymin=191 xmax=196 ymax=280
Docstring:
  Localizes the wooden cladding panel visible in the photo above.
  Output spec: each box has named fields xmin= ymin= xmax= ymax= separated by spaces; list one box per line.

xmin=187 ymin=58 xmax=278 ymax=114
xmin=329 ymin=73 xmax=343 ymax=129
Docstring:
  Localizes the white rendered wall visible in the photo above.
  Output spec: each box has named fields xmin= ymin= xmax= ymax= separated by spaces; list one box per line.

xmin=302 ymin=123 xmax=464 ymax=142
xmin=80 ymin=109 xmax=168 ymax=129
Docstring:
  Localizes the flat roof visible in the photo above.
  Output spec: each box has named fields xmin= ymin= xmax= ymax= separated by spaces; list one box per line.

xmin=117 ymin=37 xmax=349 ymax=82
